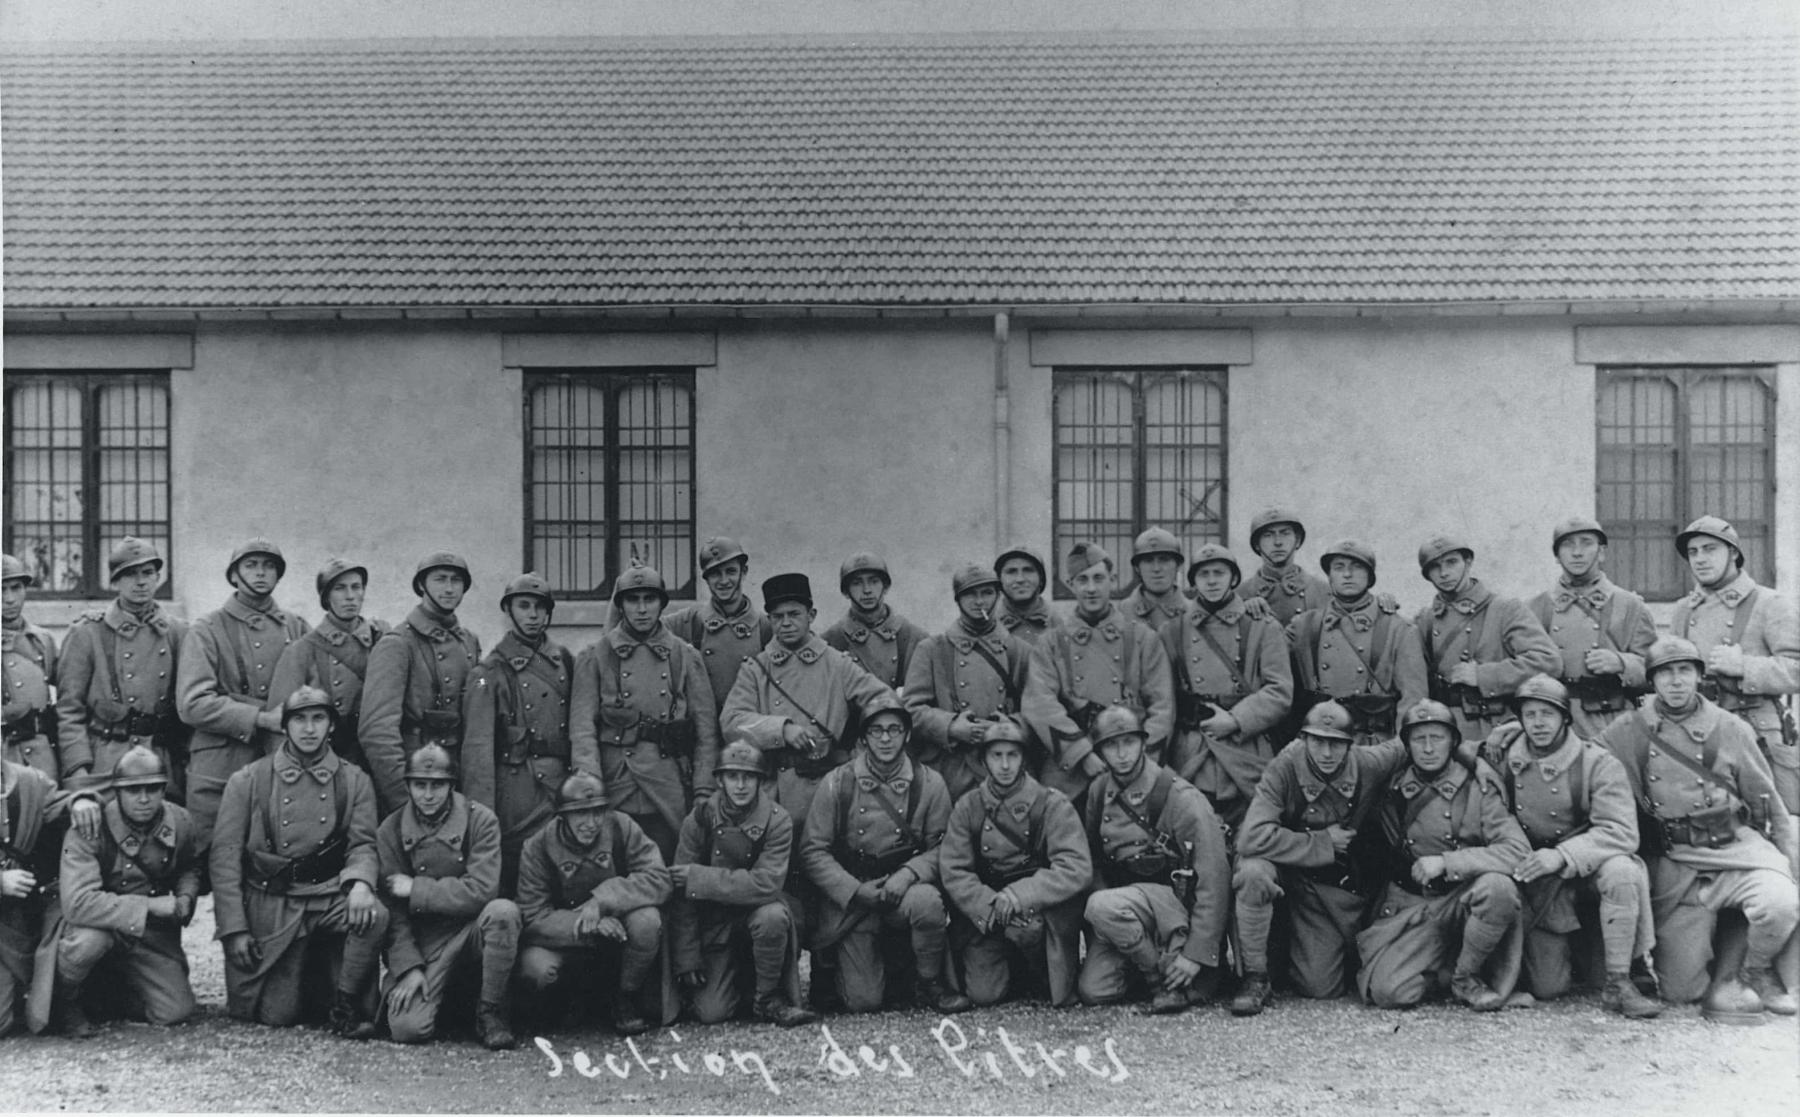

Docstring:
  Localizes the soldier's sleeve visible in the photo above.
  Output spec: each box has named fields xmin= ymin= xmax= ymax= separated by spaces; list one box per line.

xmin=1134 ymin=622 xmax=1177 ymax=758
xmin=1720 ymin=718 xmax=1797 ymax=864
xmin=1615 ymin=593 xmax=1658 ymax=690
xmin=53 ymin=623 xmax=98 ymax=776
xmin=1473 ymin=598 xmax=1561 ymax=699
xmin=516 ymin=833 xmax=582 ymax=947
xmin=172 ymin=810 xmax=201 ymax=903
xmin=1441 ymin=762 xmax=1530 ymax=880
xmin=838 ymin=653 xmax=899 ymax=720
xmin=1595 ymin=712 xmax=1647 ymax=801
xmin=901 ymin=768 xmax=952 ymax=886
xmin=209 ymin=768 xmax=254 ymax=939
xmin=1008 ymin=790 xmax=1093 ymax=914
xmin=1236 ymin=745 xmax=1334 ymax=866
xmin=1231 ymin=617 xmax=1295 ymax=739
xmin=341 ymin=767 xmax=382 ymax=888
xmin=408 ymin=803 xmax=502 ymax=920
xmin=1556 ymin=748 xmax=1640 ymax=873
xmin=1740 ymin=592 xmax=1800 ymax=697
xmin=566 ymin=646 xmax=604 ymax=777
xmin=459 ymin=662 xmax=501 ymax=810
xmin=375 ymin=816 xmax=426 ymax=978
xmin=1390 ymin=619 xmax=1431 ymax=719
xmin=801 ymin=769 xmax=862 ymax=907
xmin=896 ymin=618 xmax=929 ymax=684
xmin=683 ymin=645 xmax=722 ymax=799
xmin=902 ymin=636 xmax=955 ymax=750
xmin=822 ymin=620 xmax=850 ymax=656
xmin=936 ymin=792 xmax=990 ymax=921
xmin=685 ymin=806 xmax=790 ymax=908
xmin=1021 ymin=636 xmax=1090 ymax=773
xmin=668 ymin=810 xmax=706 ymax=976
xmin=266 ymin=639 xmax=317 ymax=720
xmin=175 ymin=618 xmax=261 ymax=744
xmin=592 ymin=814 xmax=673 ymax=915
xmin=60 ymin=822 xmax=149 ymax=936
xmin=357 ymin=634 xmax=411 ymax=813
xmin=1172 ymin=783 xmax=1231 ymax=966
xmin=719 ymin=657 xmax=791 ymax=753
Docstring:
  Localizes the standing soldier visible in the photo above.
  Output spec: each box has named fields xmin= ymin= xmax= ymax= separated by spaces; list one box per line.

xmin=178 ymin=539 xmax=310 ymax=852
xmin=665 ymin=537 xmax=771 ymax=716
xmin=515 ymin=770 xmax=673 ymax=1037
xmin=269 ymin=559 xmax=391 ymax=774
xmin=940 ymin=720 xmax=1090 ymax=1007
xmin=46 ymin=746 xmax=199 ymax=1036
xmin=377 ymin=744 xmax=520 ymax=1050
xmin=1601 ymin=636 xmax=1798 ymax=1020
xmin=1231 ymin=701 xmax=1409 ymax=1016
xmin=1354 ymin=702 xmax=1527 ymax=1011
xmin=1021 ymin=542 xmax=1175 ymax=806
xmin=3 ymin=554 xmax=60 ymax=782
xmin=462 ymin=573 xmax=573 ymax=896
xmin=1164 ymin=544 xmax=1293 ymax=836
xmin=1077 ymin=706 xmax=1231 ymax=1015
xmin=1237 ymin=508 xmax=1329 ymax=629
xmin=905 ymin=562 xmax=1030 ymax=803
xmin=1415 ymin=533 xmax=1560 ymax=743
xmin=571 ymin=563 xmax=719 ymax=862
xmin=1287 ymin=540 xmax=1428 ymax=745
xmin=1119 ymin=528 xmax=1189 ymax=632
xmin=668 ymin=741 xmax=815 ymax=1027
xmin=993 ymin=544 xmax=1061 ymax=646
xmin=362 ymin=552 xmax=481 ymax=818
xmin=1528 ymin=517 xmax=1657 ymax=740
xmin=801 ymin=700 xmax=970 ymax=1014
xmin=55 ymin=539 xmax=188 ymax=793
xmin=0 ymin=757 xmax=98 ymax=1036
xmin=823 ymin=552 xmax=928 ymax=693
xmin=211 ymin=687 xmax=387 ymax=1036
xmin=1482 ymin=676 xmax=1659 ymax=1016
xmin=1670 ymin=515 xmax=1800 ymax=817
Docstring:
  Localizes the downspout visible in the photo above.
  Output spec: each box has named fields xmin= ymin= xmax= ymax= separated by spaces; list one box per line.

xmin=992 ymin=311 xmax=1011 ymax=550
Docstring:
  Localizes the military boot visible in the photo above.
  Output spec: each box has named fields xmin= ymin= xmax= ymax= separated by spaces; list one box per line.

xmin=1628 ymin=955 xmax=1660 ymax=999
xmin=1601 ymin=972 xmax=1662 ymax=1019
xmin=55 ymin=983 xmax=97 ymax=1039
xmin=916 ymin=977 xmax=973 ymax=1015
xmin=1229 ymin=971 xmax=1270 ymax=1017
xmin=754 ymin=996 xmax=818 ymax=1029
xmin=1741 ymin=967 xmax=1798 ymax=1016
xmin=477 ymin=1000 xmax=518 ymax=1050
xmin=1147 ymin=987 xmax=1189 ymax=1016
xmin=1450 ymin=973 xmax=1505 ymax=1012
xmin=612 ymin=996 xmax=651 ymax=1037
xmin=328 ymin=990 xmax=377 ymax=1040
xmin=1701 ymin=973 xmax=1766 ymax=1026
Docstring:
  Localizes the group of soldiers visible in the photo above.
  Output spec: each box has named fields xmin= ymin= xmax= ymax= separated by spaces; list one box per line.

xmin=1 ymin=508 xmax=1796 ymax=1048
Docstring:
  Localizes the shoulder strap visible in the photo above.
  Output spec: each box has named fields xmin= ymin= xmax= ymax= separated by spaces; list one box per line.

xmin=96 ymin=621 xmax=125 ymax=703
xmin=966 ymin=638 xmax=1022 ymax=712
xmin=405 ymin=625 xmax=449 ymax=709
xmin=1118 ymin=618 xmax=1136 ymax=704
xmin=1726 ymin=586 xmax=1761 ymax=649
xmin=1190 ymin=614 xmax=1246 ymax=691
xmin=835 ymin=766 xmax=855 ymax=842
xmin=1647 ymin=722 xmax=1733 ymax=797
xmin=761 ymin=656 xmax=832 ymax=738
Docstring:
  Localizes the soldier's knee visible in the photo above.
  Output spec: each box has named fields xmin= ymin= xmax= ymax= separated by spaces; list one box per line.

xmin=1075 ymin=967 xmax=1126 ymax=1007
xmin=357 ymin=904 xmax=391 ymax=939
xmin=518 ymin=948 xmax=561 ymax=990
xmin=623 ymin=907 xmax=662 ymax=947
xmin=1467 ymin=872 xmax=1521 ymax=921
xmin=1233 ymin=858 xmax=1279 ymax=904
xmin=898 ymin=884 xmax=944 ymax=924
xmin=57 ymin=926 xmax=115 ymax=973
xmin=145 ymin=994 xmax=197 ymax=1027
xmin=1593 ymin=855 xmax=1646 ymax=896
xmin=388 ymin=1009 xmax=436 ymax=1045
xmin=840 ymin=981 xmax=884 ymax=1014
xmin=1366 ymin=967 xmax=1426 ymax=1009
xmin=745 ymin=901 xmax=792 ymax=940
xmin=691 ymin=990 xmax=736 ymax=1025
xmin=1083 ymin=888 xmax=1126 ymax=927
xmin=479 ymin=898 xmax=523 ymax=934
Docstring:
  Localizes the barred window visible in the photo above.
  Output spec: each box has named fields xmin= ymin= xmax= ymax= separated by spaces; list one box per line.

xmin=1052 ymin=368 xmax=1227 ymax=596
xmin=524 ymin=369 xmax=695 ymax=599
xmin=1597 ymin=367 xmax=1775 ymax=600
xmin=3 ymin=372 xmax=172 ymax=597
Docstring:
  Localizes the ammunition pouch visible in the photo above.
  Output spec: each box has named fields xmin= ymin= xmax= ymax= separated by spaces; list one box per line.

xmin=94 ymin=708 xmax=174 ymax=743
xmin=1059 ymin=697 xmax=1103 ymax=737
xmin=244 ymin=834 xmax=349 ymax=895
xmin=503 ymin=725 xmax=570 ymax=766
xmin=636 ymin=719 xmax=697 ymax=758
xmin=1562 ymin=675 xmax=1632 ymax=715
xmin=1657 ymin=800 xmax=1748 ymax=851
xmin=1336 ymin=693 xmax=1398 ymax=735
xmin=1177 ymin=693 xmax=1241 ymax=731
xmin=844 ymin=843 xmax=919 ymax=884
xmin=976 ymin=861 xmax=1043 ymax=892
xmin=1697 ymin=678 xmax=1760 ymax=714
xmin=3 ymin=709 xmax=56 ymax=745
xmin=1433 ymin=682 xmax=1506 ymax=720
xmin=1297 ymin=854 xmax=1373 ymax=897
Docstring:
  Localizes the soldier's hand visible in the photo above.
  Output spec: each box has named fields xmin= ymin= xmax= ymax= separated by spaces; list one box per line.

xmin=1325 ymin=825 xmax=1355 ymax=856
xmin=224 ymin=932 xmax=261 ymax=971
xmin=948 ymin=714 xmax=979 ymax=745
xmin=781 ymin=722 xmax=810 ymax=750
xmin=387 ymin=969 xmax=427 ymax=1016
xmin=1079 ymin=750 xmax=1107 ymax=778
xmin=1513 ymin=847 xmax=1566 ymax=884
xmin=852 ymin=881 xmax=883 ymax=910
xmin=575 ymin=901 xmax=604 ymax=936
xmin=1162 ymin=954 xmax=1203 ymax=991
xmin=878 ymin=867 xmax=916 ymax=906
xmin=1706 ymin=644 xmax=1746 ymax=678
xmin=1411 ymin=855 xmax=1446 ymax=885
xmin=669 ymin=863 xmax=691 ymax=891
xmin=386 ymin=873 xmax=414 ymax=900
xmin=989 ymin=889 xmax=1018 ymax=927
xmin=1240 ymin=596 xmax=1271 ymax=621
xmin=0 ymin=868 xmax=38 ymax=898
xmin=1583 ymin=648 xmax=1625 ymax=676
xmin=678 ymin=970 xmax=706 ymax=992
xmin=1199 ymin=710 xmax=1240 ymax=739
xmin=1447 ymin=662 xmax=1480 ymax=688
xmin=1375 ymin=591 xmax=1401 ymax=614
xmin=594 ymin=916 xmax=627 ymax=943
xmin=344 ymin=881 xmax=381 ymax=933
xmin=254 ymin=709 xmax=284 ymax=733
xmin=147 ymin=894 xmax=180 ymax=920
xmin=692 ymin=787 xmax=714 ymax=804
xmin=70 ymin=797 xmax=102 ymax=841
xmin=175 ymin=894 xmax=197 ymax=925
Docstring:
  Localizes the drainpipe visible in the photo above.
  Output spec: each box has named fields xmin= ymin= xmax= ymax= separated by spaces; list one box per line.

xmin=992 ymin=311 xmax=1011 ymax=550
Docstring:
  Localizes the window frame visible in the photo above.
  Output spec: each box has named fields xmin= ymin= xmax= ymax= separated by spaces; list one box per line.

xmin=1050 ymin=366 xmax=1229 ymax=599
xmin=521 ymin=366 xmax=698 ymax=602
xmin=2 ymin=369 xmax=174 ymax=600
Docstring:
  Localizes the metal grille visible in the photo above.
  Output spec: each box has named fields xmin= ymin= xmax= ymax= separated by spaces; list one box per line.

xmin=3 ymin=372 xmax=172 ymax=596
xmin=1052 ymin=368 xmax=1227 ymax=596
xmin=1597 ymin=367 xmax=1774 ymax=599
xmin=524 ymin=369 xmax=695 ymax=599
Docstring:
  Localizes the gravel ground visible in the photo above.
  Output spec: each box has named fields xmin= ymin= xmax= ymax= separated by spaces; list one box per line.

xmin=2 ymin=898 xmax=1794 ymax=1116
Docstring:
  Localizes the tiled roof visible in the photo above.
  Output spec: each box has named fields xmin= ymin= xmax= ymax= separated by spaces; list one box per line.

xmin=3 ymin=34 xmax=1796 ymax=310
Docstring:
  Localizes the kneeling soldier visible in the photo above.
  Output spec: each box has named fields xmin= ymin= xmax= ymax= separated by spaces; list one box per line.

xmin=802 ymin=699 xmax=970 ymax=1014
xmin=212 ymin=686 xmax=387 ymax=1036
xmin=51 ymin=745 xmax=199 ymax=1036
xmin=378 ymin=744 xmax=520 ymax=1049
xmin=517 ymin=770 xmax=673 ymax=1036
xmin=1355 ymin=702 xmax=1527 ymax=1010
xmin=941 ymin=719 xmax=1090 ymax=1007
xmin=1484 ymin=675 xmax=1659 ymax=1016
xmin=670 ymin=741 xmax=814 ymax=1027
xmin=2 ymin=758 xmax=98 ymax=1035
xmin=1078 ymin=706 xmax=1229 ymax=1014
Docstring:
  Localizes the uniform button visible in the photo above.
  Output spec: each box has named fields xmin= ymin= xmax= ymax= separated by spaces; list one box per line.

xmin=704 ymin=649 xmax=714 ymax=656
xmin=124 ymin=652 xmax=133 ymax=659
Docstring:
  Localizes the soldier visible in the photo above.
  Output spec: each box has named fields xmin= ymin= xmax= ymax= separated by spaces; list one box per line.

xmin=668 ymin=741 xmax=815 ymax=1027
xmin=361 ymin=552 xmax=482 ymax=818
xmin=665 ymin=536 xmax=772 ymax=716
xmin=1119 ymin=528 xmax=1189 ymax=632
xmin=3 ymin=554 xmax=60 ymax=783
xmin=1601 ymin=637 xmax=1798 ymax=1019
xmin=377 ymin=744 xmax=520 ymax=1050
xmin=1237 ymin=508 xmax=1329 ymax=628
xmin=1527 ymin=517 xmax=1657 ymax=740
xmin=178 ymin=538 xmax=311 ymax=852
xmin=1231 ymin=701 xmax=1409 ymax=1016
xmin=1021 ymin=542 xmax=1175 ymax=805
xmin=269 ymin=558 xmax=392 ymax=774
xmin=211 ymin=686 xmax=387 ymax=1036
xmin=1482 ymin=675 xmax=1659 ymax=1016
xmin=801 ymin=699 xmax=970 ymax=1014
xmin=516 ymin=770 xmax=673 ymax=1037
xmin=1077 ymin=706 xmax=1230 ymax=1014
xmin=940 ymin=719 xmax=1090 ymax=1007
xmin=0 ymin=755 xmax=98 ymax=1036
xmin=904 ymin=562 xmax=1030 ymax=803
xmin=462 ymin=573 xmax=573 ymax=895
xmin=1415 ymin=533 xmax=1560 ymax=743
xmin=1164 ymin=544 xmax=1293 ymax=835
xmin=1354 ymin=702 xmax=1527 ymax=1011
xmin=54 ymin=538 xmax=188 ymax=793
xmin=823 ymin=552 xmax=928 ymax=693
xmin=993 ymin=544 xmax=1061 ymax=645
xmin=1670 ymin=515 xmax=1800 ymax=817
xmin=1286 ymin=540 xmax=1428 ymax=745
xmin=48 ymin=746 xmax=199 ymax=1036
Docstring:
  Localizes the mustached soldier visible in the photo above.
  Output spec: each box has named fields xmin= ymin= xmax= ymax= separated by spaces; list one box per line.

xmin=2 ymin=554 xmax=60 ymax=783
xmin=269 ymin=559 xmax=392 ymax=774
xmin=1 ymin=759 xmax=99 ymax=1036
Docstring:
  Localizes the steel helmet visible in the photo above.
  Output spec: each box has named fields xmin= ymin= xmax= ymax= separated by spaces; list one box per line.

xmin=1249 ymin=508 xmax=1307 ymax=556
xmin=280 ymin=685 xmax=337 ymax=726
xmin=555 ymin=770 xmax=610 ymax=813
xmin=1 ymin=554 xmax=32 ymax=587
xmin=107 ymin=537 xmax=164 ymax=583
xmin=993 ymin=543 xmax=1048 ymax=588
xmin=979 ymin=716 xmax=1031 ymax=757
xmin=860 ymin=697 xmax=913 ymax=734
xmin=714 ymin=740 xmax=767 ymax=778
xmin=839 ymin=552 xmax=892 ymax=595
xmin=226 ymin=538 xmax=286 ymax=587
xmin=697 ymin=536 xmax=750 ymax=577
xmin=951 ymin=561 xmax=1000 ymax=599
xmin=1510 ymin=674 xmax=1571 ymax=719
xmin=502 ymin=571 xmax=558 ymax=613
xmin=111 ymin=745 xmax=169 ymax=790
xmin=1318 ymin=539 xmax=1378 ymax=588
xmin=315 ymin=558 xmax=369 ymax=610
xmin=1675 ymin=516 xmax=1745 ymax=569
xmin=412 ymin=551 xmax=473 ymax=597
xmin=1399 ymin=700 xmax=1461 ymax=745
xmin=1090 ymin=705 xmax=1146 ymax=749
xmin=1298 ymin=700 xmax=1356 ymax=743
xmin=1131 ymin=527 xmax=1184 ymax=565
xmin=404 ymin=743 xmax=458 ymax=782
xmin=1645 ymin=635 xmax=1706 ymax=677
xmin=1417 ymin=533 xmax=1475 ymax=575
xmin=1184 ymin=543 xmax=1242 ymax=589
xmin=609 ymin=562 xmax=665 ymax=609
xmin=1064 ymin=541 xmax=1114 ymax=581
xmin=1550 ymin=516 xmax=1609 ymax=554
